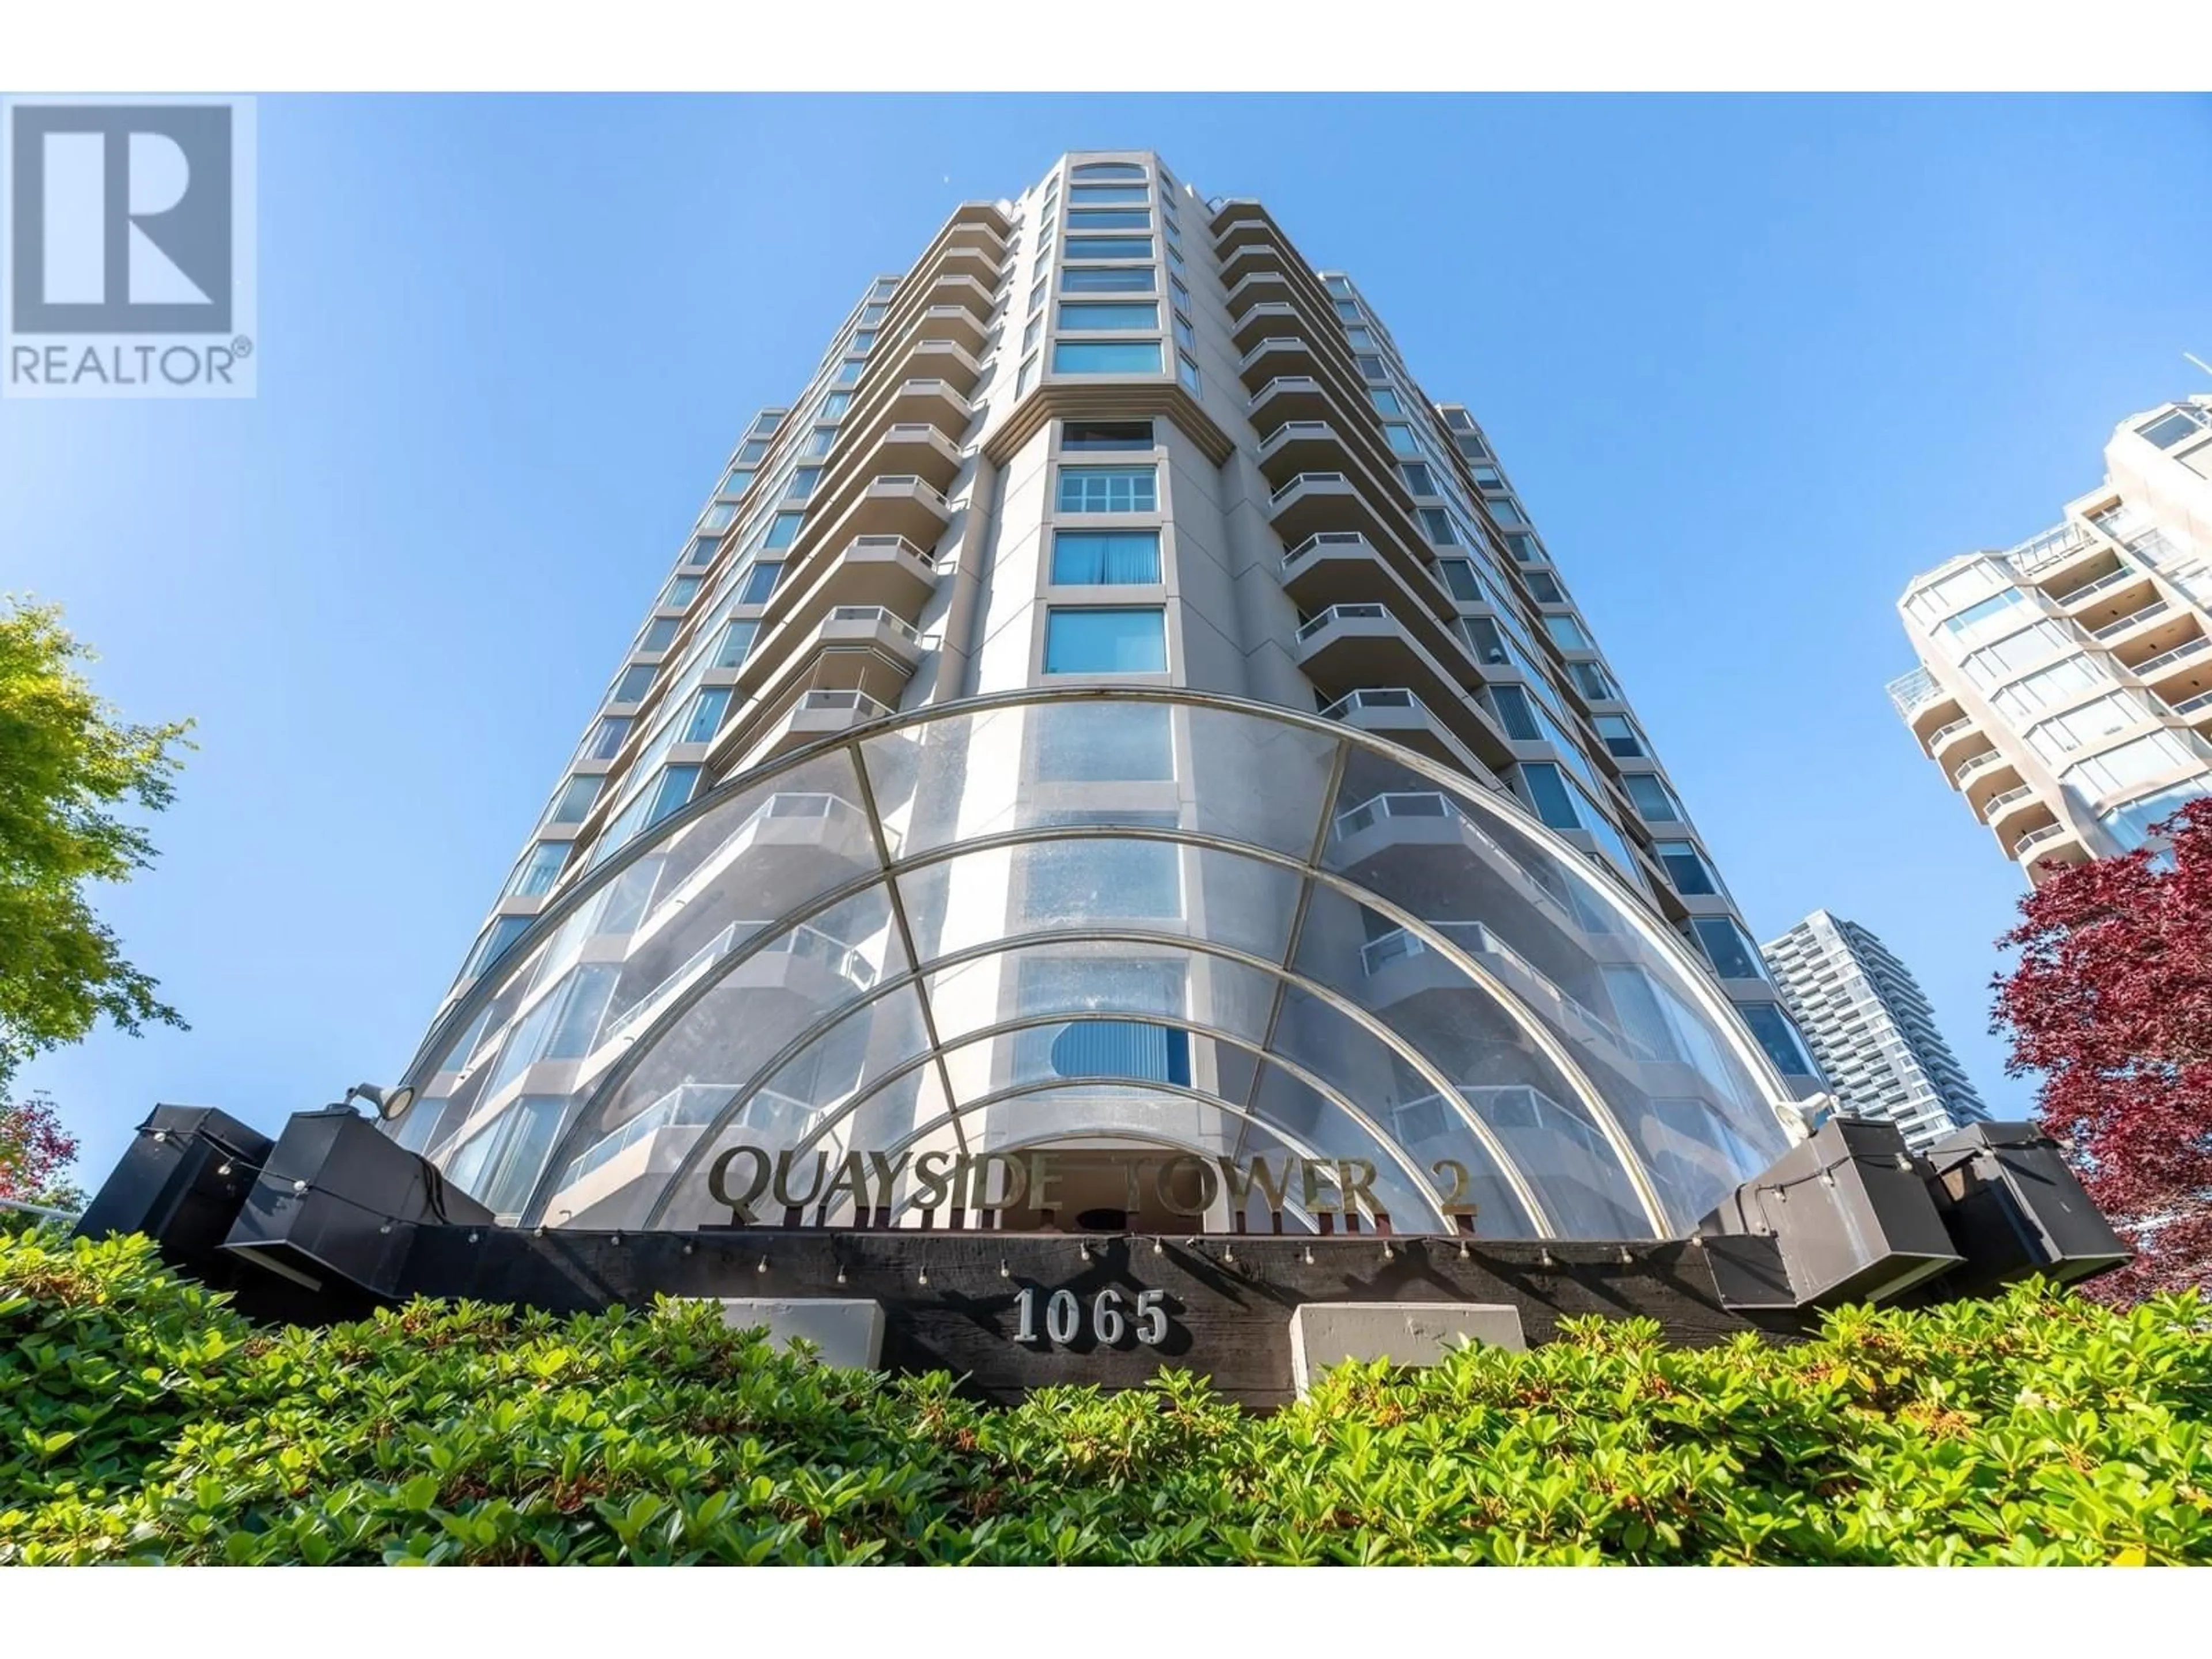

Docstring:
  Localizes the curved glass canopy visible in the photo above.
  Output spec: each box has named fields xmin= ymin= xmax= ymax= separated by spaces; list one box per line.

xmin=387 ymin=690 xmax=1800 ymax=1238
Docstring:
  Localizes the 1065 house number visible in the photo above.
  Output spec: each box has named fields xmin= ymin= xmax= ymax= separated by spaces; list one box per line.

xmin=1013 ymin=1285 xmax=1169 ymax=1348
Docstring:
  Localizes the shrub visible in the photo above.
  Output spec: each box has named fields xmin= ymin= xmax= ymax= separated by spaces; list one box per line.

xmin=3 ymin=1224 xmax=2209 ymax=1564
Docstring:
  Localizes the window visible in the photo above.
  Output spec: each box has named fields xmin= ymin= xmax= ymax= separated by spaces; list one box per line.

xmin=1052 ymin=529 xmax=1161 ymax=584
xmin=687 ymin=535 xmax=720 ymax=566
xmin=1071 ymin=161 xmax=1146 ymax=180
xmin=583 ymin=715 xmax=631 ymax=762
xmin=1067 ymin=208 xmax=1150 ymax=231
xmin=1062 ymin=419 xmax=1153 ymax=451
xmin=1991 ymin=656 xmax=2113 ymax=723
xmin=1173 ymin=312 xmax=1195 ymax=352
xmin=1017 ymin=354 xmax=1039 ymax=396
xmin=1420 ymin=508 xmax=1459 ymax=545
xmin=1325 ymin=275 xmax=1354 ymax=297
xmin=1522 ymin=569 xmax=1566 ymax=605
xmin=1491 ymin=684 xmax=1541 ymax=741
xmin=1654 ymin=839 xmax=1719 ymax=896
xmin=1035 ymin=700 xmax=1174 ymax=780
xmin=1690 ymin=916 xmax=1768 ymax=981
xmin=1053 ymin=340 xmax=1162 ymax=374
xmin=739 ymin=562 xmax=784 ymax=605
xmin=1382 ymin=423 xmax=1419 ymax=456
xmin=1593 ymin=714 xmax=1646 ymax=757
xmin=1065 ymin=236 xmax=1153 ymax=261
xmin=1356 ymin=353 xmax=1386 ymax=380
xmin=445 ymin=1097 xmax=563 ymax=1217
xmin=1058 ymin=465 xmax=1157 ymax=513
xmin=660 ymin=574 xmax=700 ymax=610
xmin=784 ymin=467 xmax=820 ymax=502
xmin=1171 ymin=275 xmax=1191 ymax=312
xmin=1044 ymin=607 xmax=1168 ymax=673
xmin=737 ymin=438 xmax=770 ymax=465
xmin=1022 ymin=314 xmax=1043 ymax=353
xmin=1623 ymin=772 xmax=1684 ymax=823
xmin=2027 ymin=691 xmax=2150 ymax=763
xmin=834 ymin=359 xmax=863 ymax=385
xmin=1543 ymin=613 xmax=1593 ymax=652
xmin=763 ymin=511 xmax=804 ymax=551
xmin=2099 ymin=781 xmax=2209 ymax=851
xmin=1505 ymin=531 xmax=1541 ymax=563
xmin=850 ymin=330 xmax=876 ymax=355
xmin=609 ymin=664 xmax=657 ymax=704
xmin=645 ymin=764 xmax=701 ymax=827
xmin=802 ymin=427 xmax=835 ymax=459
xmin=1437 ymin=558 xmax=1483 ymax=602
xmin=1941 ymin=588 xmax=2030 ymax=649
xmin=1370 ymin=387 xmax=1403 ymax=415
xmin=1334 ymin=298 xmax=1361 ymax=322
xmin=506 ymin=840 xmax=570 ymax=899
xmin=861 ymin=304 xmax=886 ymax=327
xmin=638 ymin=616 xmax=681 ymax=655
xmin=698 ymin=503 xmax=736 ymax=533
xmin=2063 ymin=729 xmax=2208 ymax=797
xmin=1738 ymin=1002 xmax=1815 ymax=1075
xmin=545 ymin=773 xmax=603 ymax=826
xmin=1058 ymin=301 xmax=1158 ymax=331
xmin=823 ymin=391 xmax=851 ymax=417
xmin=1344 ymin=326 xmax=1376 ymax=352
xmin=1028 ymin=280 xmax=1049 ymax=315
xmin=1471 ymin=464 xmax=1504 ymax=488
xmin=713 ymin=620 xmax=757 ymax=668
xmin=1062 ymin=266 xmax=1154 ymax=293
xmin=1401 ymin=461 xmax=1437 ymax=495
xmin=680 ymin=687 xmax=732 ymax=744
xmin=1444 ymin=407 xmax=1476 ymax=432
xmin=1177 ymin=353 xmax=1200 ymax=393
xmin=1165 ymin=243 xmax=1185 ymax=272
xmin=1017 ymin=958 xmax=1191 ymax=1087
xmin=1488 ymin=496 xmax=1528 ymax=527
xmin=718 ymin=467 xmax=752 ymax=498
xmin=1960 ymin=621 xmax=2073 ymax=690
xmin=2138 ymin=408 xmax=2210 ymax=449
xmin=1071 ymin=183 xmax=1148 ymax=205
xmin=1517 ymin=762 xmax=1581 ymax=830
xmin=1568 ymin=660 xmax=1618 ymax=701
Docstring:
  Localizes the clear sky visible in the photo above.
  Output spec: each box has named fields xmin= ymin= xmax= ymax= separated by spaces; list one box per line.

xmin=7 ymin=93 xmax=2211 ymax=1187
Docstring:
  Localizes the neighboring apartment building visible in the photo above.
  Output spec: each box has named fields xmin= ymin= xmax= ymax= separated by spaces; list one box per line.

xmin=1889 ymin=395 xmax=2212 ymax=882
xmin=1762 ymin=911 xmax=1989 ymax=1153
xmin=380 ymin=151 xmax=1821 ymax=1241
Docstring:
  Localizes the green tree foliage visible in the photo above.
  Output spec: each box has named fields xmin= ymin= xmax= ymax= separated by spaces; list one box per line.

xmin=0 ymin=597 xmax=193 ymax=1093
xmin=3 ymin=1225 xmax=2208 ymax=1565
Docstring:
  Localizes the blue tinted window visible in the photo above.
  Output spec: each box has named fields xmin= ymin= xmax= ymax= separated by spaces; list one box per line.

xmin=1058 ymin=301 xmax=1158 ymax=331
xmin=763 ymin=512 xmax=804 ymax=551
xmin=1065 ymin=236 xmax=1153 ymax=261
xmin=1517 ymin=762 xmax=1580 ymax=830
xmin=1068 ymin=208 xmax=1149 ymax=231
xmin=1053 ymin=340 xmax=1162 ymax=374
xmin=681 ymin=688 xmax=731 ymax=744
xmin=740 ymin=562 xmax=784 ymax=604
xmin=1738 ymin=1002 xmax=1815 ymax=1075
xmin=1052 ymin=530 xmax=1161 ymax=584
xmin=1044 ymin=608 xmax=1167 ymax=673
xmin=1057 ymin=466 xmax=1157 ymax=513
xmin=609 ymin=664 xmax=657 ymax=704
xmin=1691 ymin=916 xmax=1768 ymax=981
xmin=1062 ymin=266 xmax=1154 ymax=293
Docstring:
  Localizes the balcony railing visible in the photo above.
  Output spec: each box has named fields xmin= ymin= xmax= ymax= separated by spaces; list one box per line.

xmin=2007 ymin=521 xmax=2094 ymax=576
xmin=827 ymin=604 xmax=923 ymax=645
xmin=799 ymin=688 xmax=894 ymax=717
xmin=1238 ymin=335 xmax=1308 ymax=372
xmin=1271 ymin=470 xmax=1347 ymax=507
xmin=1281 ymin=529 xmax=1369 ymax=571
xmin=1980 ymin=784 xmax=2036 ymax=823
xmin=1295 ymin=601 xmax=1387 ymax=642
xmin=2129 ymin=635 xmax=2212 ymax=683
xmin=2050 ymin=564 xmax=2142 ymax=607
xmin=2093 ymin=599 xmax=2171 ymax=640
xmin=2012 ymin=824 xmax=2073 ymax=858
xmin=1886 ymin=665 xmax=1947 ymax=719
xmin=847 ymin=533 xmax=940 ymax=571
xmin=1358 ymin=921 xmax=1632 ymax=1055
xmin=1925 ymin=715 xmax=1978 ymax=751
xmin=2171 ymin=688 xmax=2212 ymax=717
xmin=1952 ymin=749 xmax=2014 ymax=787
xmin=1320 ymin=687 xmax=1419 ymax=721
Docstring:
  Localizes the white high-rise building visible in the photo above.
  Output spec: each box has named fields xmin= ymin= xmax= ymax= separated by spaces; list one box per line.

xmin=1761 ymin=911 xmax=1988 ymax=1153
xmin=379 ymin=151 xmax=1820 ymax=1240
xmin=1889 ymin=395 xmax=2212 ymax=882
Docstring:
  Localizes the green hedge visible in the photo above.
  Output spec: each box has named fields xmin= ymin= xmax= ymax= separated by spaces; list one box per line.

xmin=3 ymin=1225 xmax=2209 ymax=1564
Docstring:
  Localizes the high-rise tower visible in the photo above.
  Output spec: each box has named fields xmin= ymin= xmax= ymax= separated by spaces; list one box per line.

xmin=1888 ymin=396 xmax=2212 ymax=881
xmin=1760 ymin=911 xmax=1988 ymax=1153
xmin=382 ymin=151 xmax=1820 ymax=1240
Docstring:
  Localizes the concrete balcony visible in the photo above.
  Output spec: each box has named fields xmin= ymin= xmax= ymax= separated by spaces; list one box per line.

xmin=1218 ymin=238 xmax=1292 ymax=290
xmin=1926 ymin=716 xmax=1986 ymax=767
xmin=1983 ymin=785 xmax=2055 ymax=848
xmin=755 ymin=689 xmax=902 ymax=762
xmin=2093 ymin=597 xmax=2180 ymax=649
xmin=2127 ymin=631 xmax=2212 ymax=706
xmin=1267 ymin=474 xmax=1430 ymax=584
xmin=819 ymin=603 xmax=925 ymax=670
xmin=1953 ymin=747 xmax=2024 ymax=813
xmin=1248 ymin=376 xmax=1332 ymax=427
xmin=2013 ymin=823 xmax=2089 ymax=882
xmin=874 ymin=422 xmax=965 ymax=493
xmin=2050 ymin=562 xmax=2156 ymax=632
xmin=1238 ymin=336 xmax=1322 ymax=392
xmin=1293 ymin=607 xmax=1509 ymax=772
xmin=912 ymin=301 xmax=991 ymax=359
xmin=870 ymin=334 xmax=985 ymax=400
xmin=840 ymin=474 xmax=953 ymax=547
xmin=880 ymin=377 xmax=975 ymax=435
xmin=836 ymin=535 xmax=942 ymax=614
xmin=1222 ymin=267 xmax=1294 ymax=313
xmin=1256 ymin=421 xmax=1362 ymax=488
xmin=1211 ymin=213 xmax=1274 ymax=259
xmin=1320 ymin=688 xmax=1499 ymax=785
xmin=1230 ymin=301 xmax=1302 ymax=357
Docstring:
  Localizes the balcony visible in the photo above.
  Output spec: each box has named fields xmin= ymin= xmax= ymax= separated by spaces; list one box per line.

xmin=2171 ymin=687 xmax=2212 ymax=721
xmin=1983 ymin=786 xmax=2055 ymax=847
xmin=873 ymin=422 xmax=964 ymax=492
xmin=1222 ymin=266 xmax=1294 ymax=313
xmin=1230 ymin=301 xmax=1302 ymax=357
xmin=753 ymin=688 xmax=901 ymax=762
xmin=1218 ymin=240 xmax=1294 ymax=292
xmin=838 ymin=474 xmax=953 ymax=547
xmin=1887 ymin=665 xmax=1965 ymax=742
xmin=2049 ymin=561 xmax=2154 ymax=626
xmin=880 ymin=377 xmax=974 ymax=434
xmin=835 ymin=535 xmax=941 ymax=613
xmin=2007 ymin=521 xmax=2101 ymax=585
xmin=1256 ymin=421 xmax=1361 ymax=488
xmin=2092 ymin=597 xmax=2173 ymax=643
xmin=2012 ymin=823 xmax=2089 ymax=881
xmin=1267 ymin=473 xmax=1429 ymax=582
xmin=2128 ymin=632 xmax=2212 ymax=705
xmin=1925 ymin=715 xmax=1983 ymax=763
xmin=1952 ymin=748 xmax=2024 ymax=813
xmin=1237 ymin=336 xmax=1322 ymax=392
xmin=1248 ymin=376 xmax=1332 ymax=427
xmin=1321 ymin=688 xmax=1501 ymax=787
xmin=819 ymin=603 xmax=925 ymax=669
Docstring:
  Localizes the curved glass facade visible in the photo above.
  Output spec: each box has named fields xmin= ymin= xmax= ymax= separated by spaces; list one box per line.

xmin=388 ymin=690 xmax=1799 ymax=1238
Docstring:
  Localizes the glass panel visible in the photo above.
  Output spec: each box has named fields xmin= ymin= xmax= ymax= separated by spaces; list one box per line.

xmin=1051 ymin=529 xmax=1162 ymax=584
xmin=1052 ymin=340 xmax=1164 ymax=374
xmin=1044 ymin=608 xmax=1167 ymax=673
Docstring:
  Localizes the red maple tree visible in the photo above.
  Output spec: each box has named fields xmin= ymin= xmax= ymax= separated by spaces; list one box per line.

xmin=1994 ymin=796 xmax=2212 ymax=1303
xmin=1 ymin=1091 xmax=80 ymax=1206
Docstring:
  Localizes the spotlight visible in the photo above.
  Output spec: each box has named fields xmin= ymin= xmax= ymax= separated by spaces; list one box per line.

xmin=344 ymin=1082 xmax=416 ymax=1122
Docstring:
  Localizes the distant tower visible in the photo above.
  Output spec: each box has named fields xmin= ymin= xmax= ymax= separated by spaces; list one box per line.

xmin=1888 ymin=396 xmax=2212 ymax=882
xmin=1761 ymin=911 xmax=1990 ymax=1152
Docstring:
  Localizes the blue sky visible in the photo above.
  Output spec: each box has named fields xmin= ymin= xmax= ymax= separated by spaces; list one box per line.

xmin=7 ymin=93 xmax=2210 ymax=1186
